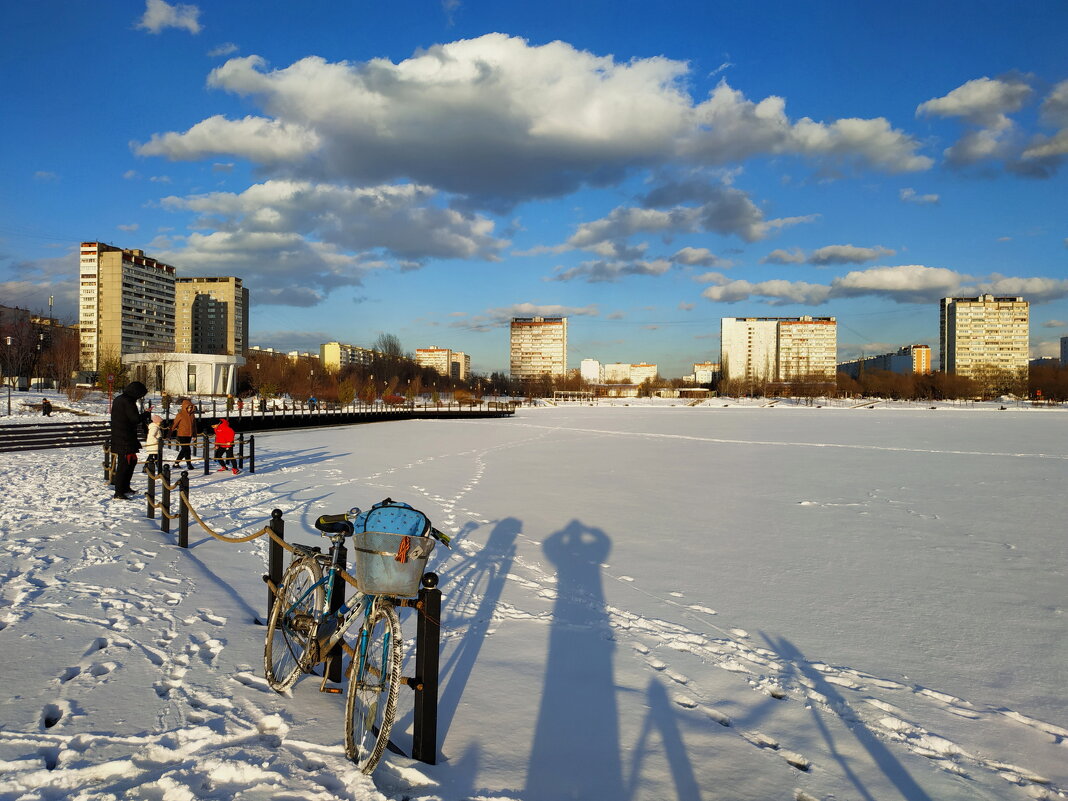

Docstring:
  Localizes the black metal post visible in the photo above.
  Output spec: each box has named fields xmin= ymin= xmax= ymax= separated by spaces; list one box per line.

xmin=178 ymin=471 xmax=189 ymax=548
xmin=267 ymin=509 xmax=284 ymax=619
xmin=249 ymin=435 xmax=256 ymax=474
xmin=327 ymin=543 xmax=346 ymax=683
xmin=203 ymin=432 xmax=210 ymax=476
xmin=411 ymin=573 xmax=441 ymax=765
xmin=147 ymin=461 xmax=155 ymax=519
xmin=161 ymin=464 xmax=171 ymax=535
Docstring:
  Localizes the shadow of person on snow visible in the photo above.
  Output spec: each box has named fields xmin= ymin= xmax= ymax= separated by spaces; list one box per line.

xmin=525 ymin=520 xmax=624 ymax=801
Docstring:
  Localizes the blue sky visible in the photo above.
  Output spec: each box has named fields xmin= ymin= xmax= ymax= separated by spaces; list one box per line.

xmin=2 ymin=0 xmax=1066 ymax=376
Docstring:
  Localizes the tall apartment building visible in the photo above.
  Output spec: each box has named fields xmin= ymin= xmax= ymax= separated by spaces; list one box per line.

xmin=174 ymin=276 xmax=248 ymax=356
xmin=837 ymin=345 xmax=932 ymax=379
xmin=939 ymin=295 xmax=1029 ymax=381
xmin=451 ymin=351 xmax=471 ymax=381
xmin=320 ymin=341 xmax=374 ymax=372
xmin=416 ymin=347 xmax=453 ymax=377
xmin=510 ymin=316 xmax=567 ymax=380
xmin=78 ymin=242 xmax=176 ymax=372
xmin=1061 ymin=336 xmax=1068 ymax=367
xmin=415 ymin=347 xmax=471 ymax=380
xmin=721 ymin=316 xmax=837 ymax=383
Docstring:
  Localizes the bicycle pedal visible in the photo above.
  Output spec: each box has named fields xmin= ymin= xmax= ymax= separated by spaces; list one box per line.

xmin=319 ymin=675 xmax=344 ymax=694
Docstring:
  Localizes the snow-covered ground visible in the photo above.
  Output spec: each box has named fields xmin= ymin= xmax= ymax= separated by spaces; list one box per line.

xmin=0 ymin=403 xmax=1065 ymax=800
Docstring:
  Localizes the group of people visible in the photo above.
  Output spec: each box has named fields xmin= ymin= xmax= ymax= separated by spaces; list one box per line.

xmin=109 ymin=381 xmax=243 ymax=501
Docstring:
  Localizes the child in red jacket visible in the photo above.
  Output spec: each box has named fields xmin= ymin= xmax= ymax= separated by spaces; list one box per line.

xmin=213 ymin=419 xmax=240 ymax=474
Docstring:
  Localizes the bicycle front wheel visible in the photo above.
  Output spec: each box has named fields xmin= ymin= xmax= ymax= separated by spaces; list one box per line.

xmin=264 ymin=558 xmax=324 ymax=692
xmin=344 ymin=601 xmax=402 ymax=773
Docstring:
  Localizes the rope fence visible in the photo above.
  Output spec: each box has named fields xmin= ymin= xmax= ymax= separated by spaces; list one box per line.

xmin=135 ymin=458 xmax=442 ymax=763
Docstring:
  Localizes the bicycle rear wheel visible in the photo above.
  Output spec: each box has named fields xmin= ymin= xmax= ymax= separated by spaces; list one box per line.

xmin=344 ymin=601 xmax=402 ymax=773
xmin=264 ymin=558 xmax=324 ymax=692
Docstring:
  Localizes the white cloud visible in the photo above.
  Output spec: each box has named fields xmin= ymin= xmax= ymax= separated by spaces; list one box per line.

xmin=671 ymin=247 xmax=723 ymax=267
xmin=678 ymin=302 xmax=696 ymax=311
xmin=699 ymin=263 xmax=967 ymax=306
xmin=688 ymin=82 xmax=931 ymax=173
xmin=163 ymin=179 xmax=505 ymax=262
xmin=137 ymin=114 xmax=320 ymax=164
xmin=136 ymin=0 xmax=202 ymax=35
xmin=899 ymin=187 xmax=940 ymax=205
xmin=117 ymin=223 xmax=140 ymax=232
xmin=1041 ymin=320 xmax=1067 ymax=329
xmin=917 ymin=76 xmax=1033 ymax=127
xmin=550 ymin=258 xmax=673 ymax=283
xmin=808 ymin=244 xmax=895 ymax=265
xmin=208 ymin=42 xmax=238 ymax=58
xmin=976 ymin=274 xmax=1068 ymax=303
xmin=137 ymin=35 xmax=932 ymax=207
xmin=153 ymin=179 xmax=506 ymax=306
xmin=34 ymin=171 xmax=58 ymax=182
xmin=762 ymin=248 xmax=806 ymax=264
xmin=567 ymin=185 xmax=813 ymax=251
xmin=123 ymin=170 xmax=140 ymax=180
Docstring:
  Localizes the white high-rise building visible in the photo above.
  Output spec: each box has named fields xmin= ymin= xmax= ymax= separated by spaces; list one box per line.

xmin=720 ymin=316 xmax=837 ymax=383
xmin=939 ymin=295 xmax=1029 ymax=382
xmin=580 ymin=359 xmax=603 ymax=383
xmin=510 ymin=317 xmax=567 ymax=380
xmin=78 ymin=242 xmax=176 ymax=372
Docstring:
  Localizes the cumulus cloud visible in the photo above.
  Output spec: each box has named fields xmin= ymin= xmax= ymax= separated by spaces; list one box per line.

xmin=1041 ymin=320 xmax=1067 ymax=328
xmin=671 ymin=247 xmax=723 ymax=267
xmin=762 ymin=247 xmax=806 ymax=264
xmin=453 ymin=302 xmax=599 ymax=332
xmin=568 ymin=185 xmax=814 ymax=254
xmin=136 ymin=0 xmax=201 ymax=34
xmin=808 ymin=244 xmax=895 ymax=265
xmin=687 ymin=82 xmax=931 ymax=173
xmin=976 ymin=274 xmax=1068 ymax=303
xmin=900 ymin=187 xmax=940 ymax=205
xmin=161 ymin=179 xmax=505 ymax=263
xmin=917 ymin=75 xmax=1033 ymax=127
xmin=699 ymin=263 xmax=968 ymax=306
xmin=152 ymin=179 xmax=506 ymax=305
xmin=137 ymin=35 xmax=931 ymax=207
xmin=550 ymin=258 xmax=673 ymax=283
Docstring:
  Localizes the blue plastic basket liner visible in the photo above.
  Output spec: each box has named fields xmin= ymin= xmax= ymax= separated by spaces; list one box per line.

xmin=353 ymin=531 xmax=435 ymax=596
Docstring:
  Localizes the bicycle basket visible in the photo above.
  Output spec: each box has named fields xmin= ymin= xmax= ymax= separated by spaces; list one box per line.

xmin=352 ymin=531 xmax=435 ymax=596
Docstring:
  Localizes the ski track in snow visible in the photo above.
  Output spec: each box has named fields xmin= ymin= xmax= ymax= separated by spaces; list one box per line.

xmin=1 ymin=422 xmax=1065 ymax=801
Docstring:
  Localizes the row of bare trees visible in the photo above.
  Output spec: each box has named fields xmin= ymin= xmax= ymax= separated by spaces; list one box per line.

xmin=0 ymin=317 xmax=81 ymax=397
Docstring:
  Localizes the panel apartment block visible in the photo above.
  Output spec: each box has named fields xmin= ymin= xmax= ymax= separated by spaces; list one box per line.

xmin=78 ymin=242 xmax=176 ymax=372
xmin=510 ymin=316 xmax=567 ymax=379
xmin=320 ymin=341 xmax=374 ymax=372
xmin=721 ymin=316 xmax=837 ymax=383
xmin=174 ymin=276 xmax=248 ymax=356
xmin=939 ymin=295 xmax=1029 ymax=378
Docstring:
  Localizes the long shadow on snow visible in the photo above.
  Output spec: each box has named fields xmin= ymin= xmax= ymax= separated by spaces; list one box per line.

xmin=526 ymin=520 xmax=624 ymax=801
xmin=623 ymin=678 xmax=704 ymax=801
xmin=763 ymin=633 xmax=934 ymax=801
xmin=393 ymin=517 xmax=519 ymax=765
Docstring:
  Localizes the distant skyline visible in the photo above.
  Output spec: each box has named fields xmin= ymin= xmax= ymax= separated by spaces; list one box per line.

xmin=2 ymin=1 xmax=1066 ymax=376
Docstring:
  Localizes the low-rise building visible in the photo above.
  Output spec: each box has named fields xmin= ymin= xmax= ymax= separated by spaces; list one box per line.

xmin=837 ymin=345 xmax=932 ymax=379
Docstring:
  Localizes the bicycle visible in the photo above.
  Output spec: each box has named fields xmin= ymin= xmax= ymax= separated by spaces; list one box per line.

xmin=263 ymin=505 xmax=443 ymax=773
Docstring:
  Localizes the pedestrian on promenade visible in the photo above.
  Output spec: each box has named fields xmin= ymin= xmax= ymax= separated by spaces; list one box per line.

xmin=169 ymin=398 xmax=197 ymax=471
xmin=142 ymin=413 xmax=163 ymax=475
xmin=110 ymin=381 xmax=148 ymax=500
xmin=212 ymin=418 xmax=239 ymax=474
xmin=41 ymin=398 xmax=52 ymax=416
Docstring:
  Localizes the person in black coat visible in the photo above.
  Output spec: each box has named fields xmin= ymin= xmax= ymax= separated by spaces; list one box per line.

xmin=110 ymin=380 xmax=149 ymax=500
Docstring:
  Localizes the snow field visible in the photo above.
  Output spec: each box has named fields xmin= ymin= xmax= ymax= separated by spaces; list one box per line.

xmin=0 ymin=404 xmax=1065 ymax=800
